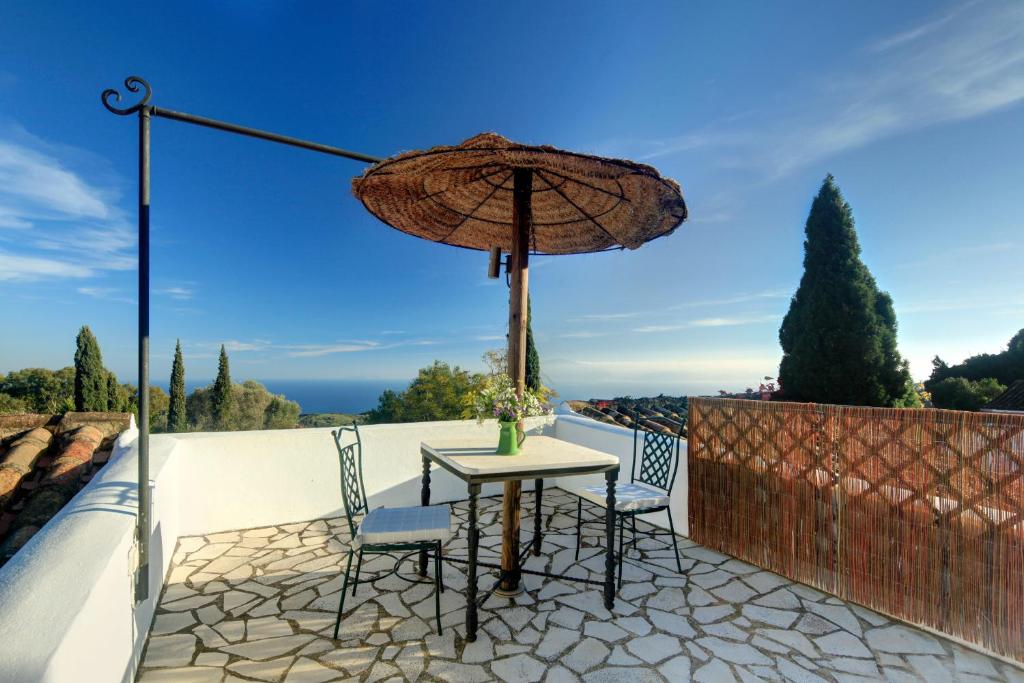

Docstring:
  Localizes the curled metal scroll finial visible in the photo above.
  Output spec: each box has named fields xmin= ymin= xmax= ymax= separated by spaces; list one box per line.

xmin=101 ymin=76 xmax=152 ymax=115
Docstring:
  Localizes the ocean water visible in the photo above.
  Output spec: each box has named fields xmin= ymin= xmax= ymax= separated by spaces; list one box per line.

xmin=152 ymin=378 xmax=695 ymax=414
xmin=153 ymin=378 xmax=407 ymax=414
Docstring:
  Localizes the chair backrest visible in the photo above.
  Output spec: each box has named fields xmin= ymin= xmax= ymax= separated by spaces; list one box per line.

xmin=332 ymin=425 xmax=368 ymax=538
xmin=630 ymin=417 xmax=683 ymax=494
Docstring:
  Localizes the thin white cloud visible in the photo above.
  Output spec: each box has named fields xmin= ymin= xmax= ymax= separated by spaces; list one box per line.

xmin=0 ymin=127 xmax=134 ymax=282
xmin=866 ymin=2 xmax=973 ymax=53
xmin=626 ymin=2 xmax=1024 ymax=179
xmin=633 ymin=324 xmax=686 ymax=334
xmin=280 ymin=337 xmax=439 ymax=358
xmin=671 ymin=289 xmax=790 ymax=309
xmin=192 ymin=339 xmax=273 ymax=353
xmin=474 ymin=335 xmax=505 ymax=342
xmin=568 ymin=311 xmax=645 ymax=323
xmin=156 ymin=285 xmax=195 ymax=300
xmin=569 ymin=288 xmax=790 ymax=331
xmin=76 ymin=286 xmax=134 ymax=304
xmin=633 ymin=313 xmax=778 ymax=333
xmin=552 ymin=352 xmax=783 ymax=388
xmin=0 ymin=138 xmax=110 ymax=220
xmin=896 ymin=241 xmax=1019 ymax=271
xmin=898 ymin=297 xmax=1024 ymax=315
xmin=223 ymin=340 xmax=271 ymax=352
xmin=0 ymin=251 xmax=95 ymax=281
xmin=692 ymin=314 xmax=779 ymax=327
xmin=558 ymin=331 xmax=607 ymax=339
xmin=283 ymin=341 xmax=381 ymax=357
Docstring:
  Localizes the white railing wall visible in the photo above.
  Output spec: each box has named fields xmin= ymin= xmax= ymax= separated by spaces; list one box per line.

xmin=0 ymin=413 xmax=685 ymax=683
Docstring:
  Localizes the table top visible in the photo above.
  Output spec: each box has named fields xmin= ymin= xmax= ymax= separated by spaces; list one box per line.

xmin=421 ymin=435 xmax=620 ymax=482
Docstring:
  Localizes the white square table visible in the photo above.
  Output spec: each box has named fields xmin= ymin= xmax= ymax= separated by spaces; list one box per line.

xmin=419 ymin=435 xmax=620 ymax=642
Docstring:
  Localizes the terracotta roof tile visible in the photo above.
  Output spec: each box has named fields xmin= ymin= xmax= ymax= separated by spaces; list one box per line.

xmin=0 ymin=412 xmax=130 ymax=566
xmin=984 ymin=380 xmax=1024 ymax=412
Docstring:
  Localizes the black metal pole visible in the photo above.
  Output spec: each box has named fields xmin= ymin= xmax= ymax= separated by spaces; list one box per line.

xmin=136 ymin=104 xmax=151 ymax=602
xmin=150 ymin=107 xmax=381 ymax=164
xmin=101 ymin=75 xmax=381 ymax=604
xmin=419 ymin=455 xmax=431 ymax=576
xmin=466 ymin=483 xmax=480 ymax=642
xmin=604 ymin=466 xmax=618 ymax=610
xmin=533 ymin=478 xmax=543 ymax=556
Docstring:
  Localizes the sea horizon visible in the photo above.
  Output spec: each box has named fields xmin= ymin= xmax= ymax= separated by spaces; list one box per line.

xmin=152 ymin=377 xmax=707 ymax=414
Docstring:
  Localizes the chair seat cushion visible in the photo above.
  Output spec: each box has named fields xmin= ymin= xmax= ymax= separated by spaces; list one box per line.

xmin=354 ymin=505 xmax=452 ymax=548
xmin=578 ymin=482 xmax=670 ymax=512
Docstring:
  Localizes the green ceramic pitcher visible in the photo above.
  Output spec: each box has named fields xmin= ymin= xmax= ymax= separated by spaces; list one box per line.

xmin=496 ymin=421 xmax=526 ymax=455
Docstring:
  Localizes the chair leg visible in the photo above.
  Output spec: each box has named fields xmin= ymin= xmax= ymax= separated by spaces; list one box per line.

xmin=631 ymin=515 xmax=638 ymax=552
xmin=433 ymin=541 xmax=443 ymax=635
xmin=436 ymin=541 xmax=445 ymax=593
xmin=666 ymin=509 xmax=684 ymax=574
xmin=617 ymin=513 xmax=625 ymax=589
xmin=332 ymin=550 xmax=354 ymax=640
xmin=574 ymin=497 xmax=583 ymax=560
xmin=351 ymin=548 xmax=364 ymax=596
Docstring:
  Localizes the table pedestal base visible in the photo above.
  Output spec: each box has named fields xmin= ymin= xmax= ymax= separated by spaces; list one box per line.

xmin=492 ymin=584 xmax=526 ymax=598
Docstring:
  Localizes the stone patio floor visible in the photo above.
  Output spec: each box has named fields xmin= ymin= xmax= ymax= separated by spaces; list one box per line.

xmin=138 ymin=488 xmax=1023 ymax=683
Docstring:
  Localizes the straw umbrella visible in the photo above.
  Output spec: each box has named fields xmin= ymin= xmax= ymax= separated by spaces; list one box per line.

xmin=353 ymin=132 xmax=687 ymax=593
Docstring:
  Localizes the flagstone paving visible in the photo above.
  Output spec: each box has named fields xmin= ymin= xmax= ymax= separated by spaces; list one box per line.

xmin=138 ymin=488 xmax=1023 ymax=682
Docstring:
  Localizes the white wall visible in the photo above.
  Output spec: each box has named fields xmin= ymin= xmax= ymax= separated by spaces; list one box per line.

xmin=0 ymin=413 xmax=681 ymax=683
xmin=172 ymin=416 xmax=554 ymax=536
xmin=0 ymin=419 xmax=184 ymax=683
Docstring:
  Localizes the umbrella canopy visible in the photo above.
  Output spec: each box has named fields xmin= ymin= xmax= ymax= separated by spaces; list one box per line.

xmin=352 ymin=132 xmax=688 ymax=598
xmin=352 ymin=132 xmax=687 ymax=254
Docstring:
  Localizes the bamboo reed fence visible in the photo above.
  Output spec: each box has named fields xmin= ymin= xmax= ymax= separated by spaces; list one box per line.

xmin=688 ymin=397 xmax=1024 ymax=662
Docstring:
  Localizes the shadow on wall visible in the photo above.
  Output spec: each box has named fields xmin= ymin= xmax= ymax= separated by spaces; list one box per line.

xmin=64 ymin=480 xmax=139 ymax=519
xmin=123 ymin=519 xmax=164 ymax=683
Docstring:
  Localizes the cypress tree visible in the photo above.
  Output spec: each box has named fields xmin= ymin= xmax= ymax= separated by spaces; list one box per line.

xmin=525 ymin=296 xmax=541 ymax=392
xmin=168 ymin=340 xmax=187 ymax=432
xmin=74 ymin=326 xmax=108 ymax=411
xmin=211 ymin=344 xmax=234 ymax=430
xmin=105 ymin=371 xmax=120 ymax=411
xmin=778 ymin=176 xmax=911 ymax=407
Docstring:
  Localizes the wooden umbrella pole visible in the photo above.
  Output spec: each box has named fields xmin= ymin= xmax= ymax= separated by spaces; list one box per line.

xmin=500 ymin=168 xmax=532 ymax=593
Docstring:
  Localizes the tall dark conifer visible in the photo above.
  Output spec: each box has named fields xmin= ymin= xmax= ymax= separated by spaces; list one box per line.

xmin=525 ymin=296 xmax=541 ymax=392
xmin=105 ymin=371 xmax=121 ymax=411
xmin=168 ymin=340 xmax=187 ymax=432
xmin=779 ymin=176 xmax=911 ymax=406
xmin=211 ymin=345 xmax=234 ymax=430
xmin=74 ymin=326 xmax=107 ymax=411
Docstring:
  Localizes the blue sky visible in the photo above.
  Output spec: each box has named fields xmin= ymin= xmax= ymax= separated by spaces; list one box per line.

xmin=2 ymin=1 xmax=1023 ymax=397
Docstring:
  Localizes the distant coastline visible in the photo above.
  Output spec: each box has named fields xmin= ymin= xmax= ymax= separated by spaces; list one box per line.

xmin=151 ymin=378 xmax=406 ymax=415
xmin=151 ymin=377 xmax=721 ymax=415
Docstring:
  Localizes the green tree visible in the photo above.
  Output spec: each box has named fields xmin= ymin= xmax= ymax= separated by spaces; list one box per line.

xmin=0 ymin=367 xmax=75 ymax=413
xmin=778 ymin=176 xmax=912 ymax=407
xmin=930 ymin=377 xmax=1006 ymax=411
xmin=104 ymin=370 xmax=133 ymax=412
xmin=366 ymin=389 xmax=405 ymax=423
xmin=926 ymin=328 xmax=1024 ymax=390
xmin=211 ymin=345 xmax=233 ymax=430
xmin=168 ymin=340 xmax=187 ymax=433
xmin=366 ymin=361 xmax=484 ymax=424
xmin=148 ymin=386 xmax=170 ymax=432
xmin=264 ymin=395 xmax=301 ymax=429
xmin=0 ymin=393 xmax=29 ymax=413
xmin=74 ymin=326 xmax=108 ymax=411
xmin=186 ymin=379 xmax=299 ymax=431
xmin=525 ymin=296 xmax=541 ymax=392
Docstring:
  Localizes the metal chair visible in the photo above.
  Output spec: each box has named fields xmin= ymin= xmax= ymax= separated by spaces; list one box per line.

xmin=331 ymin=426 xmax=451 ymax=638
xmin=573 ymin=418 xmax=685 ymax=587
